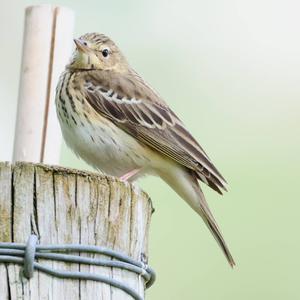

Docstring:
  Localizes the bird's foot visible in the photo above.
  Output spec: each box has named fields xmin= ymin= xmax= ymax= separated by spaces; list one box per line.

xmin=119 ymin=169 xmax=141 ymax=182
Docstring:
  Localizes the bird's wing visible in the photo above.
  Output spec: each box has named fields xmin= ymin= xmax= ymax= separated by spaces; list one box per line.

xmin=83 ymin=70 xmax=227 ymax=193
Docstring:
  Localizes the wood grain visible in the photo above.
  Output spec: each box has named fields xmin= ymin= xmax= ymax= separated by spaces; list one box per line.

xmin=12 ymin=5 xmax=74 ymax=164
xmin=0 ymin=162 xmax=153 ymax=300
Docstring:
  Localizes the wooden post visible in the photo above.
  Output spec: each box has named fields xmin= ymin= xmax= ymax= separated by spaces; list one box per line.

xmin=13 ymin=5 xmax=75 ymax=164
xmin=0 ymin=162 xmax=153 ymax=299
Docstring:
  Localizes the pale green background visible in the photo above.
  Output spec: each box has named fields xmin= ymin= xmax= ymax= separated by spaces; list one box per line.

xmin=1 ymin=0 xmax=300 ymax=299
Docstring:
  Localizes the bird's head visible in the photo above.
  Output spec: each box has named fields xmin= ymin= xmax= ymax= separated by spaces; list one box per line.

xmin=67 ymin=33 xmax=127 ymax=72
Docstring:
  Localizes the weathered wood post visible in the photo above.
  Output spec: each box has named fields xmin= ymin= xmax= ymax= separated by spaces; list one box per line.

xmin=0 ymin=162 xmax=153 ymax=299
xmin=2 ymin=5 xmax=155 ymax=299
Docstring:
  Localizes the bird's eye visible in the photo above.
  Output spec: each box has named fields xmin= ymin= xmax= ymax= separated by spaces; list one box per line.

xmin=83 ymin=41 xmax=88 ymax=46
xmin=102 ymin=49 xmax=109 ymax=58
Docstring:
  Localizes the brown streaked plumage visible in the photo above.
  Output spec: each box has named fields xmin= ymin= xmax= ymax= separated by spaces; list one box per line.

xmin=56 ymin=32 xmax=235 ymax=266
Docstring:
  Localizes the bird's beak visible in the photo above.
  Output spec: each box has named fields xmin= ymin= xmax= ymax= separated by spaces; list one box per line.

xmin=73 ymin=39 xmax=90 ymax=53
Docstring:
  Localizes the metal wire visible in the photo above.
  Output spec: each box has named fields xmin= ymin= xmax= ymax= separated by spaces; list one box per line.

xmin=0 ymin=235 xmax=156 ymax=300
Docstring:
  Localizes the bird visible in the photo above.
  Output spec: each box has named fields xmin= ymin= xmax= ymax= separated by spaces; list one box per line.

xmin=55 ymin=32 xmax=235 ymax=267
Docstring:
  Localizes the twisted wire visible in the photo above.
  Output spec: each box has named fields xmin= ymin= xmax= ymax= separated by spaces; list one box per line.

xmin=0 ymin=235 xmax=155 ymax=300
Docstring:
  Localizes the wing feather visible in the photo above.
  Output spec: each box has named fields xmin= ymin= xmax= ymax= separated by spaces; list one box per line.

xmin=83 ymin=71 xmax=227 ymax=193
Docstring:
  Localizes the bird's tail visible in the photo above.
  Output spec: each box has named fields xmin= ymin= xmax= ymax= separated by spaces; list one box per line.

xmin=158 ymin=165 xmax=235 ymax=267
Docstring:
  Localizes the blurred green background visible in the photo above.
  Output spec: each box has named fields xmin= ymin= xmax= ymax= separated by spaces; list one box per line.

xmin=1 ymin=0 xmax=300 ymax=299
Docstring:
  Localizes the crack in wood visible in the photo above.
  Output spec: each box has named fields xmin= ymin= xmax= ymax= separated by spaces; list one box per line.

xmin=5 ymin=265 xmax=12 ymax=300
xmin=52 ymin=171 xmax=58 ymax=233
xmin=0 ymin=162 xmax=152 ymax=299
xmin=32 ymin=168 xmax=40 ymax=236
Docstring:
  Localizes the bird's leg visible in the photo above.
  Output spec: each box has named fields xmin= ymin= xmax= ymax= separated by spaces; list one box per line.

xmin=119 ymin=168 xmax=141 ymax=182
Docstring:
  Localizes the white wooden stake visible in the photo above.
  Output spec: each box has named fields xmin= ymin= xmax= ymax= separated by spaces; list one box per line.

xmin=13 ymin=5 xmax=75 ymax=164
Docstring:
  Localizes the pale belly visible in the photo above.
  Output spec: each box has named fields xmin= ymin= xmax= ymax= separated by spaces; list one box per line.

xmin=56 ymin=71 xmax=164 ymax=179
xmin=59 ymin=112 xmax=155 ymax=178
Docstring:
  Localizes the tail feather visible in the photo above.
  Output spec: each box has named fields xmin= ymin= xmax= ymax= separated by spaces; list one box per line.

xmin=158 ymin=165 xmax=235 ymax=267
xmin=197 ymin=186 xmax=235 ymax=267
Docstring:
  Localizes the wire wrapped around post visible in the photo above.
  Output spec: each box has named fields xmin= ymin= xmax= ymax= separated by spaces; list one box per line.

xmin=0 ymin=235 xmax=156 ymax=300
xmin=0 ymin=162 xmax=154 ymax=300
